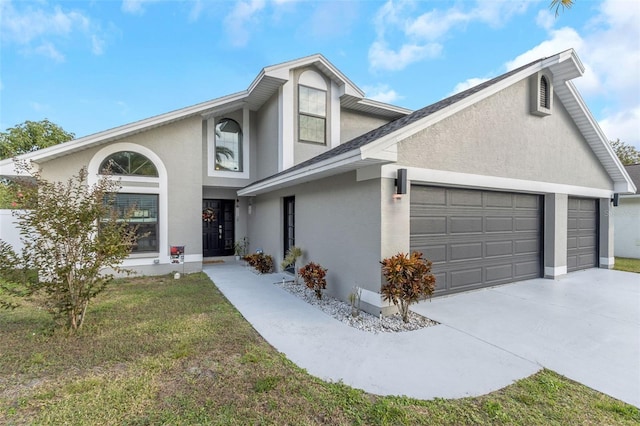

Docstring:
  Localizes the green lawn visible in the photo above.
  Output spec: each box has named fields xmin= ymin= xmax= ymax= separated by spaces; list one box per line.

xmin=1 ymin=273 xmax=638 ymax=425
xmin=614 ymin=257 xmax=640 ymax=273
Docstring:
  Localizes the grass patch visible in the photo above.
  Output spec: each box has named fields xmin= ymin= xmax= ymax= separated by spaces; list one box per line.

xmin=614 ymin=257 xmax=640 ymax=273
xmin=1 ymin=272 xmax=638 ymax=425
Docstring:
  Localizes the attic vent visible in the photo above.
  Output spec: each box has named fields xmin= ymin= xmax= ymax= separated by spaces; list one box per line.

xmin=540 ymin=76 xmax=549 ymax=109
xmin=530 ymin=71 xmax=553 ymax=117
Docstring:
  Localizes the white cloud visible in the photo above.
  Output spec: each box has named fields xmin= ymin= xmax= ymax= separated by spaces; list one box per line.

xmin=121 ymin=0 xmax=158 ymax=15
xmin=369 ymin=0 xmax=534 ymax=72
xmin=0 ymin=1 xmax=108 ymax=60
xmin=29 ymin=101 xmax=50 ymax=112
xmin=502 ymin=0 xmax=640 ymax=147
xmin=405 ymin=9 xmax=469 ymax=41
xmin=369 ymin=40 xmax=441 ymax=72
xmin=535 ymin=9 xmax=555 ymax=30
xmin=363 ymin=84 xmax=403 ymax=104
xmin=34 ymin=41 xmax=65 ymax=62
xmin=599 ymin=108 xmax=640 ymax=150
xmin=223 ymin=0 xmax=266 ymax=47
xmin=188 ymin=0 xmax=204 ymax=22
xmin=505 ymin=27 xmax=584 ymax=70
xmin=449 ymin=78 xmax=490 ymax=96
xmin=469 ymin=0 xmax=532 ymax=27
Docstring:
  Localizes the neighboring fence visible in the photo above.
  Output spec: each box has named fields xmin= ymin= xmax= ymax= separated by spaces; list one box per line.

xmin=613 ymin=198 xmax=640 ymax=259
xmin=0 ymin=209 xmax=24 ymax=254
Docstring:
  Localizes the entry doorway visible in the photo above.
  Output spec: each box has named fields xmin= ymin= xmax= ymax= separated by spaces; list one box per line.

xmin=202 ymin=199 xmax=235 ymax=257
xmin=283 ymin=196 xmax=295 ymax=273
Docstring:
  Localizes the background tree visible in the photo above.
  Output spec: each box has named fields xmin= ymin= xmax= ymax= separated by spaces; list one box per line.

xmin=610 ymin=139 xmax=640 ymax=165
xmin=0 ymin=119 xmax=74 ymax=208
xmin=0 ymin=119 xmax=75 ymax=160
xmin=0 ymin=161 xmax=137 ymax=331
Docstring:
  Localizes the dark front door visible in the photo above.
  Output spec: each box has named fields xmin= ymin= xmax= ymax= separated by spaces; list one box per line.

xmin=283 ymin=196 xmax=295 ymax=273
xmin=203 ymin=199 xmax=235 ymax=257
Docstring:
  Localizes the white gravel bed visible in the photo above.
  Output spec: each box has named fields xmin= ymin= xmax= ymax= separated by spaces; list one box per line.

xmin=273 ymin=277 xmax=439 ymax=333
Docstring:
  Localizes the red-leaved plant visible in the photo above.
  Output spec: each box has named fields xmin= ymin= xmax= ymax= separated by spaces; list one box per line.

xmin=380 ymin=252 xmax=436 ymax=323
xmin=243 ymin=253 xmax=274 ymax=274
xmin=298 ymin=262 xmax=327 ymax=299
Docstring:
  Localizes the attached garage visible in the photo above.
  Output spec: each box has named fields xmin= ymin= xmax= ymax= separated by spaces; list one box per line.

xmin=567 ymin=197 xmax=598 ymax=272
xmin=410 ymin=186 xmax=543 ymax=296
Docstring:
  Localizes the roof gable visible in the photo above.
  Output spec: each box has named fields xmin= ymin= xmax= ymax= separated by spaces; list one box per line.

xmin=239 ymin=49 xmax=635 ymax=196
xmin=0 ymin=54 xmax=407 ymax=174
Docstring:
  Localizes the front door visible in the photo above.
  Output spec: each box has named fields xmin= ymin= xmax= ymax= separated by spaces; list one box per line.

xmin=203 ymin=199 xmax=235 ymax=257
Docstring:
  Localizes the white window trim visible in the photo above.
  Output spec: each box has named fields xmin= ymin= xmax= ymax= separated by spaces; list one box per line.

xmin=207 ymin=107 xmax=251 ymax=179
xmin=297 ymin=84 xmax=327 ymax=145
xmin=88 ymin=142 xmax=168 ymax=260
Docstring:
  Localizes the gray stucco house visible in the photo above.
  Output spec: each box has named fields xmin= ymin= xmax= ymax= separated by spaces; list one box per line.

xmin=1 ymin=49 xmax=635 ymax=315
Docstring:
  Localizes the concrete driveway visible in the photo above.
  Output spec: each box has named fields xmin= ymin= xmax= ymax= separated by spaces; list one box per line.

xmin=205 ymin=264 xmax=639 ymax=407
xmin=412 ymin=268 xmax=640 ymax=407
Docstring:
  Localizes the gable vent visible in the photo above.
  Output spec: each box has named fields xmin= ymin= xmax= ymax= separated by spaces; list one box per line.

xmin=540 ymin=76 xmax=549 ymax=109
xmin=531 ymin=72 xmax=553 ymax=117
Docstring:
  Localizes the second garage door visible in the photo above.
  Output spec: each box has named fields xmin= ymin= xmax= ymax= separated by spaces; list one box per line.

xmin=410 ymin=186 xmax=543 ymax=296
xmin=567 ymin=197 xmax=598 ymax=272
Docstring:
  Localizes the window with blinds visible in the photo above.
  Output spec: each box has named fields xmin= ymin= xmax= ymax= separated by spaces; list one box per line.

xmin=105 ymin=193 xmax=159 ymax=253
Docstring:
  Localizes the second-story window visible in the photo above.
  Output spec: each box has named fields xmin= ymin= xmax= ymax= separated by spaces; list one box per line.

xmin=298 ymin=85 xmax=326 ymax=144
xmin=215 ymin=118 xmax=242 ymax=172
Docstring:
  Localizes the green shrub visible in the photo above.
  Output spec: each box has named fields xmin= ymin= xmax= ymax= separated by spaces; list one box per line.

xmin=380 ymin=252 xmax=436 ymax=323
xmin=298 ymin=262 xmax=327 ymax=299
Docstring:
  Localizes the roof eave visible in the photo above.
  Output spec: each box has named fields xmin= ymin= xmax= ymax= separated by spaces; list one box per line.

xmin=8 ymin=91 xmax=250 ymax=166
xmin=556 ymin=81 xmax=637 ymax=194
xmin=237 ymin=149 xmax=393 ymax=197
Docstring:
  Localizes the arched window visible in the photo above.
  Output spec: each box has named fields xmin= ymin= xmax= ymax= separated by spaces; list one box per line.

xmin=540 ymin=75 xmax=550 ymax=109
xmin=100 ymin=151 xmax=158 ymax=177
xmin=215 ymin=118 xmax=242 ymax=172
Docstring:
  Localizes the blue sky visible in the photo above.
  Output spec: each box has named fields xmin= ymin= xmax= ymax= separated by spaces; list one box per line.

xmin=1 ymin=0 xmax=639 ymax=149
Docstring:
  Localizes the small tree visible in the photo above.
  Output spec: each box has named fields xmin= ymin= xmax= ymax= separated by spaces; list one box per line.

xmin=610 ymin=139 xmax=640 ymax=166
xmin=281 ymin=246 xmax=302 ymax=282
xmin=380 ymin=252 xmax=436 ymax=323
xmin=0 ymin=161 xmax=137 ymax=331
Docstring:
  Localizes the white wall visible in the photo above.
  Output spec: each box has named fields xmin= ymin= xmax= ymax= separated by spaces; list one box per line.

xmin=613 ymin=196 xmax=640 ymax=259
xmin=0 ymin=209 xmax=24 ymax=254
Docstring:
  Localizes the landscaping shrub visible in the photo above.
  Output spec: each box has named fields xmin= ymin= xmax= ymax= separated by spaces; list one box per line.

xmin=298 ymin=262 xmax=327 ymax=299
xmin=243 ymin=253 xmax=274 ymax=274
xmin=380 ymin=251 xmax=436 ymax=323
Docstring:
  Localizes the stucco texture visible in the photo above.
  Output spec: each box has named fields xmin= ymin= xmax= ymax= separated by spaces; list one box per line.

xmin=397 ymin=79 xmax=612 ymax=190
xmin=37 ymin=116 xmax=204 ymax=259
xmin=248 ymin=171 xmax=383 ymax=302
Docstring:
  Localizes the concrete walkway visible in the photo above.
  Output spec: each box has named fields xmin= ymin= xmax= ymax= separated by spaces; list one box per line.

xmin=204 ymin=264 xmax=639 ymax=407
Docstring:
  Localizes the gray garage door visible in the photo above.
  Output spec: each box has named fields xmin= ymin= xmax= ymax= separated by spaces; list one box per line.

xmin=567 ymin=197 xmax=598 ymax=272
xmin=410 ymin=186 xmax=543 ymax=296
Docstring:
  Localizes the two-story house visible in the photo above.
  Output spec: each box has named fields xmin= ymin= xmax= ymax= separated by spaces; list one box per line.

xmin=1 ymin=49 xmax=635 ymax=315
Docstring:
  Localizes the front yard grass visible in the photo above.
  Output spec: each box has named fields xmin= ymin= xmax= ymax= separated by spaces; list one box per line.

xmin=614 ymin=257 xmax=640 ymax=273
xmin=1 ymin=273 xmax=638 ymax=425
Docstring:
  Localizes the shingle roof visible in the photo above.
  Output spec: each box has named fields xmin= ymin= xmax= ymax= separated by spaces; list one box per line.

xmin=624 ymin=164 xmax=640 ymax=194
xmin=245 ymin=56 xmax=546 ymax=189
